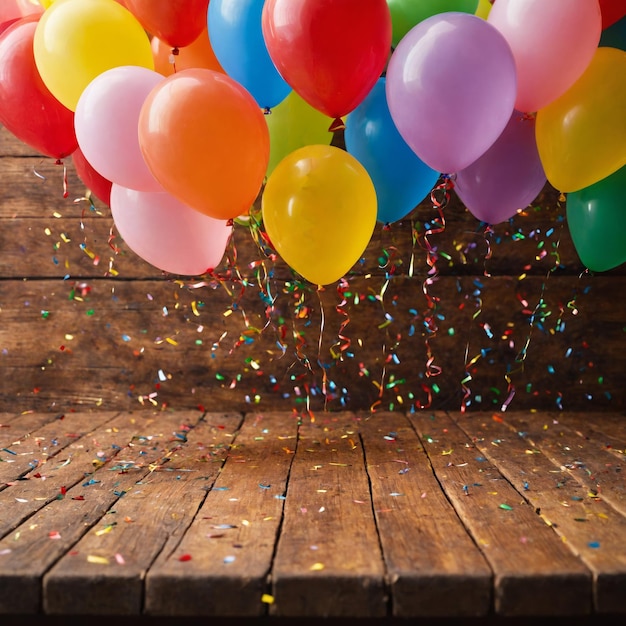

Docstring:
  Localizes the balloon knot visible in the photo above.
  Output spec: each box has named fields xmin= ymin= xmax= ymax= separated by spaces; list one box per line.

xmin=328 ymin=117 xmax=345 ymax=132
xmin=171 ymin=47 xmax=180 ymax=56
xmin=226 ymin=218 xmax=234 ymax=227
xmin=263 ymin=107 xmax=272 ymax=115
xmin=55 ymin=159 xmax=62 ymax=166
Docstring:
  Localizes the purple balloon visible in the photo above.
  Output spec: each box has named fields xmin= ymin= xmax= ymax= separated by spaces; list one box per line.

xmin=454 ymin=110 xmax=547 ymax=224
xmin=386 ymin=12 xmax=517 ymax=174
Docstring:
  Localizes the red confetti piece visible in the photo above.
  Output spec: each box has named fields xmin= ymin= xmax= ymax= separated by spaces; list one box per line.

xmin=178 ymin=554 xmax=192 ymax=562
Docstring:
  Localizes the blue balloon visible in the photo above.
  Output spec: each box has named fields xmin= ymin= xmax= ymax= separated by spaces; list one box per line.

xmin=207 ymin=0 xmax=291 ymax=110
xmin=345 ymin=78 xmax=440 ymax=224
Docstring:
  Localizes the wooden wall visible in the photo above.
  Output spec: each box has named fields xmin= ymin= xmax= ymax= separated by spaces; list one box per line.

xmin=1 ymin=125 xmax=624 ymax=416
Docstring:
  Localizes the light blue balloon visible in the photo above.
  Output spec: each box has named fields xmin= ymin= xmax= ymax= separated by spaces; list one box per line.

xmin=345 ymin=78 xmax=440 ymax=224
xmin=207 ymin=0 xmax=291 ymax=110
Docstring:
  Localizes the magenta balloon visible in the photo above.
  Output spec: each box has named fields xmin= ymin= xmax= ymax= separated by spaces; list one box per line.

xmin=75 ymin=66 xmax=163 ymax=191
xmin=454 ymin=111 xmax=546 ymax=224
xmin=487 ymin=0 xmax=601 ymax=113
xmin=110 ymin=184 xmax=232 ymax=275
xmin=386 ymin=12 xmax=517 ymax=174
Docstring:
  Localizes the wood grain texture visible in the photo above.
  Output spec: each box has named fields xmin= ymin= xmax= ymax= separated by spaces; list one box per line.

xmin=0 ymin=410 xmax=206 ymax=614
xmin=145 ymin=411 xmax=299 ymax=617
xmin=0 ymin=410 xmax=623 ymax=618
xmin=452 ymin=411 xmax=626 ymax=615
xmin=270 ymin=412 xmax=387 ymax=618
xmin=42 ymin=412 xmax=242 ymax=615
xmin=409 ymin=411 xmax=592 ymax=617
xmin=359 ymin=412 xmax=492 ymax=617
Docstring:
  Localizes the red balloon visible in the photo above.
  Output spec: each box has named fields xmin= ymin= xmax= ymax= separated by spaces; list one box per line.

xmin=0 ymin=0 xmax=43 ymax=35
xmin=599 ymin=0 xmax=626 ymax=29
xmin=262 ymin=0 xmax=391 ymax=122
xmin=0 ymin=16 xmax=77 ymax=159
xmin=72 ymin=146 xmax=113 ymax=207
xmin=123 ymin=0 xmax=210 ymax=48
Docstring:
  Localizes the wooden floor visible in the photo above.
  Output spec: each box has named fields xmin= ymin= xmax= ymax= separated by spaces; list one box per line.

xmin=1 ymin=409 xmax=625 ymax=624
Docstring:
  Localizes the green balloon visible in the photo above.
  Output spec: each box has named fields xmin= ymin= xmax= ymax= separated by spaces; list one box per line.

xmin=265 ymin=91 xmax=333 ymax=178
xmin=386 ymin=0 xmax=480 ymax=48
xmin=566 ymin=165 xmax=626 ymax=272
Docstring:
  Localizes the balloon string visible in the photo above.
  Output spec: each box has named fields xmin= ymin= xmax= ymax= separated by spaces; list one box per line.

xmin=503 ymin=206 xmax=566 ymax=412
xmin=52 ymin=159 xmax=69 ymax=198
xmin=460 ymin=223 xmax=493 ymax=412
xmin=419 ymin=177 xmax=452 ymax=379
xmin=330 ymin=277 xmax=351 ymax=360
xmin=169 ymin=47 xmax=179 ymax=73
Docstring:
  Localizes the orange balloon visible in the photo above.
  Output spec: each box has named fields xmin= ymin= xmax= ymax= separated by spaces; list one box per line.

xmin=138 ymin=68 xmax=269 ymax=220
xmin=152 ymin=27 xmax=224 ymax=77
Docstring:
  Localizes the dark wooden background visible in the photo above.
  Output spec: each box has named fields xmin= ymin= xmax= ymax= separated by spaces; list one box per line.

xmin=1 ymin=125 xmax=624 ymax=416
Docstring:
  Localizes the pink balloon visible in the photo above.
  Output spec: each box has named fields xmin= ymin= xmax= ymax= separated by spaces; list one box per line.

xmin=75 ymin=66 xmax=163 ymax=191
xmin=454 ymin=111 xmax=547 ymax=224
xmin=110 ymin=184 xmax=232 ymax=275
xmin=488 ymin=0 xmax=601 ymax=113
xmin=386 ymin=12 xmax=517 ymax=174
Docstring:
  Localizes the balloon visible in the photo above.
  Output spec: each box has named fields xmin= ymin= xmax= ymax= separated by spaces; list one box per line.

xmin=72 ymin=146 xmax=113 ymax=207
xmin=74 ymin=66 xmax=163 ymax=192
xmin=386 ymin=0 xmax=478 ymax=47
xmin=0 ymin=17 xmax=77 ymax=159
xmin=33 ymin=0 xmax=154 ymax=112
xmin=566 ymin=165 xmax=626 ymax=272
xmin=599 ymin=0 xmax=626 ymax=30
xmin=208 ymin=0 xmax=291 ymax=110
xmin=262 ymin=145 xmax=377 ymax=286
xmin=265 ymin=90 xmax=333 ymax=178
xmin=138 ymin=68 xmax=270 ymax=221
xmin=474 ymin=0 xmax=492 ymax=19
xmin=345 ymin=78 xmax=439 ymax=224
xmin=454 ymin=111 xmax=546 ymax=224
xmin=488 ymin=0 xmax=601 ymax=113
xmin=123 ymin=0 xmax=209 ymax=49
xmin=262 ymin=0 xmax=391 ymax=124
xmin=0 ymin=0 xmax=43 ymax=34
xmin=386 ymin=12 xmax=517 ymax=174
xmin=152 ymin=27 xmax=225 ymax=77
xmin=535 ymin=47 xmax=626 ymax=193
xmin=600 ymin=15 xmax=626 ymax=50
xmin=110 ymin=184 xmax=232 ymax=276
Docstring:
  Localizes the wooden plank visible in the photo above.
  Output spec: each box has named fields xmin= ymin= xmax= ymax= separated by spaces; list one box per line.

xmin=0 ymin=412 xmax=118 ymax=494
xmin=269 ymin=412 xmax=387 ymax=618
xmin=452 ymin=410 xmax=626 ymax=615
xmin=0 ymin=412 xmax=62 ymax=449
xmin=556 ymin=412 xmax=626 ymax=457
xmin=0 ymin=409 xmax=207 ymax=614
xmin=409 ymin=411 xmax=592 ymax=617
xmin=500 ymin=413 xmax=626 ymax=518
xmin=145 ymin=411 xmax=299 ymax=617
xmin=1 ymin=274 xmax=623 ymax=416
xmin=359 ymin=412 xmax=492 ymax=617
xmin=43 ymin=412 xmax=242 ymax=615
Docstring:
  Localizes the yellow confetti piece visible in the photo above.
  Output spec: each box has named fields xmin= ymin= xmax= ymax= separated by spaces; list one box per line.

xmin=310 ymin=562 xmax=325 ymax=571
xmin=165 ymin=337 xmax=178 ymax=346
xmin=95 ymin=525 xmax=114 ymax=536
xmin=441 ymin=449 xmax=453 ymax=455
xmin=261 ymin=594 xmax=275 ymax=605
xmin=87 ymin=555 xmax=109 ymax=565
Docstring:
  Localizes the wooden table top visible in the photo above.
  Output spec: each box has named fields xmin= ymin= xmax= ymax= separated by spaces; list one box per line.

xmin=1 ymin=409 xmax=625 ymax=623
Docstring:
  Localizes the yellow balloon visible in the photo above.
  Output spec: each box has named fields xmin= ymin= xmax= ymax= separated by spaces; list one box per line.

xmin=475 ymin=0 xmax=492 ymax=19
xmin=33 ymin=0 xmax=154 ymax=111
xmin=262 ymin=145 xmax=377 ymax=286
xmin=535 ymin=47 xmax=626 ymax=193
xmin=265 ymin=90 xmax=334 ymax=178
